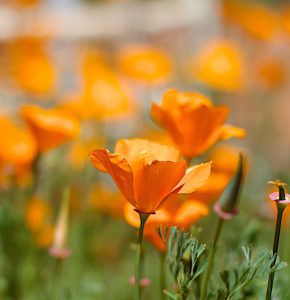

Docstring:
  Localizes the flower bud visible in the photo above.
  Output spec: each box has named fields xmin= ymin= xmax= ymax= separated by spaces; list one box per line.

xmin=214 ymin=153 xmax=244 ymax=219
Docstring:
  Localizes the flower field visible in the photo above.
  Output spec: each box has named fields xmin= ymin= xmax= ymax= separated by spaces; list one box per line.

xmin=0 ymin=1 xmax=290 ymax=299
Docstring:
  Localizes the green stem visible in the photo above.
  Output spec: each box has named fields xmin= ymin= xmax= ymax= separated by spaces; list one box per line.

xmin=200 ymin=217 xmax=224 ymax=300
xmin=266 ymin=204 xmax=285 ymax=300
xmin=135 ymin=212 xmax=150 ymax=300
xmin=159 ymin=251 xmax=166 ymax=300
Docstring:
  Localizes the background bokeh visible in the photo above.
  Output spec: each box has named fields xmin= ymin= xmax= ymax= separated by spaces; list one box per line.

xmin=0 ymin=0 xmax=290 ymax=299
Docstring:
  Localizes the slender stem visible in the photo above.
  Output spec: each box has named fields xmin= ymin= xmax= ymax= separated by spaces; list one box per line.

xmin=135 ymin=212 xmax=150 ymax=300
xmin=159 ymin=251 xmax=166 ymax=300
xmin=200 ymin=217 xmax=224 ymax=300
xmin=266 ymin=204 xmax=285 ymax=300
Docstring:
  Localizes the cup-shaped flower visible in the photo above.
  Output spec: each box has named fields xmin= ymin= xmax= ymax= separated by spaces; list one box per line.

xmin=21 ymin=105 xmax=80 ymax=152
xmin=151 ymin=89 xmax=245 ymax=158
xmin=90 ymin=139 xmax=211 ymax=214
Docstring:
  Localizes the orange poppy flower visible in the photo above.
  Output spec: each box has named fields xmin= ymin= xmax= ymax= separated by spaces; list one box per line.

xmin=61 ymin=64 xmax=135 ymax=120
xmin=118 ymin=45 xmax=172 ymax=84
xmin=89 ymin=186 xmax=126 ymax=218
xmin=90 ymin=139 xmax=211 ymax=214
xmin=0 ymin=116 xmax=37 ymax=167
xmin=21 ymin=105 xmax=80 ymax=152
xmin=9 ymin=38 xmax=55 ymax=95
xmin=151 ymin=89 xmax=245 ymax=159
xmin=253 ymin=56 xmax=286 ymax=89
xmin=191 ymin=145 xmax=242 ymax=204
xmin=124 ymin=200 xmax=208 ymax=251
xmin=190 ymin=40 xmax=244 ymax=92
xmin=25 ymin=197 xmax=51 ymax=233
xmin=222 ymin=1 xmax=280 ymax=41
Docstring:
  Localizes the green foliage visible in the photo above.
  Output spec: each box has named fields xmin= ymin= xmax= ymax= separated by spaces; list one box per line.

xmin=158 ymin=226 xmax=207 ymax=300
xmin=210 ymin=246 xmax=287 ymax=300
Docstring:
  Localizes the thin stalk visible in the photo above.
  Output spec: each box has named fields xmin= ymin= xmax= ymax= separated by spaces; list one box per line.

xmin=200 ymin=217 xmax=224 ymax=300
xmin=266 ymin=204 xmax=285 ymax=300
xmin=159 ymin=251 xmax=166 ymax=300
xmin=135 ymin=212 xmax=150 ymax=300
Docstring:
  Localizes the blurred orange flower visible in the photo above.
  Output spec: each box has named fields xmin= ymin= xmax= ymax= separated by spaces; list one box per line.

xmin=68 ymin=138 xmax=105 ymax=170
xmin=191 ymin=145 xmax=242 ymax=204
xmin=90 ymin=139 xmax=211 ymax=214
xmin=222 ymin=1 xmax=280 ymax=41
xmin=25 ymin=197 xmax=54 ymax=248
xmin=124 ymin=200 xmax=208 ymax=251
xmin=9 ymin=38 xmax=55 ymax=95
xmin=0 ymin=116 xmax=37 ymax=167
xmin=253 ymin=56 xmax=286 ymax=89
xmin=151 ymin=89 xmax=245 ymax=159
xmin=21 ymin=105 xmax=80 ymax=152
xmin=190 ymin=40 xmax=244 ymax=92
xmin=118 ymin=45 xmax=172 ymax=84
xmin=61 ymin=57 xmax=135 ymax=120
xmin=282 ymin=6 xmax=290 ymax=36
xmin=89 ymin=186 xmax=126 ymax=218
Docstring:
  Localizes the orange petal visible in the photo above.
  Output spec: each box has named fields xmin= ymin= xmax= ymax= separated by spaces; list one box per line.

xmin=115 ymin=138 xmax=180 ymax=164
xmin=173 ymin=201 xmax=209 ymax=228
xmin=175 ymin=162 xmax=212 ymax=194
xmin=90 ymin=149 xmax=135 ymax=205
xmin=21 ymin=105 xmax=80 ymax=152
xmin=220 ymin=124 xmax=246 ymax=140
xmin=131 ymin=153 xmax=187 ymax=213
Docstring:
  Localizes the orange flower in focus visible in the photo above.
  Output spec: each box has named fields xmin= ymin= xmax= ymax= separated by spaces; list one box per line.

xmin=124 ymin=200 xmax=208 ymax=251
xmin=151 ymin=89 xmax=245 ymax=159
xmin=191 ymin=145 xmax=242 ymax=204
xmin=0 ymin=117 xmax=37 ymax=167
xmin=90 ymin=139 xmax=211 ymax=214
xmin=191 ymin=40 xmax=244 ymax=92
xmin=21 ymin=105 xmax=80 ymax=152
xmin=25 ymin=197 xmax=54 ymax=248
xmin=61 ymin=55 xmax=135 ymax=120
xmin=222 ymin=1 xmax=280 ymax=41
xmin=9 ymin=38 xmax=55 ymax=95
xmin=118 ymin=45 xmax=172 ymax=84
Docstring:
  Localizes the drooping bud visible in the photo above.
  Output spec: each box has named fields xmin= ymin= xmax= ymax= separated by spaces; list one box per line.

xmin=214 ymin=153 xmax=244 ymax=219
xmin=49 ymin=188 xmax=71 ymax=259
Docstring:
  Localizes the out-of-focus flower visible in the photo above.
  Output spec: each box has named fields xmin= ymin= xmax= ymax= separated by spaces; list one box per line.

xmin=190 ymin=40 xmax=244 ymax=92
xmin=90 ymin=138 xmax=211 ymax=214
xmin=253 ymin=56 xmax=286 ymax=89
xmin=89 ymin=186 xmax=126 ymax=217
xmin=68 ymin=138 xmax=105 ymax=170
xmin=118 ymin=45 xmax=172 ymax=84
xmin=124 ymin=200 xmax=208 ymax=251
xmin=222 ymin=1 xmax=280 ymax=41
xmin=61 ymin=59 xmax=135 ymax=120
xmin=191 ymin=145 xmax=242 ymax=204
xmin=11 ymin=0 xmax=40 ymax=7
xmin=25 ymin=197 xmax=54 ymax=248
xmin=9 ymin=38 xmax=55 ymax=95
xmin=0 ymin=116 xmax=37 ymax=171
xmin=49 ymin=190 xmax=71 ymax=259
xmin=151 ymin=89 xmax=245 ymax=159
xmin=282 ymin=6 xmax=290 ymax=36
xmin=21 ymin=105 xmax=80 ymax=152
